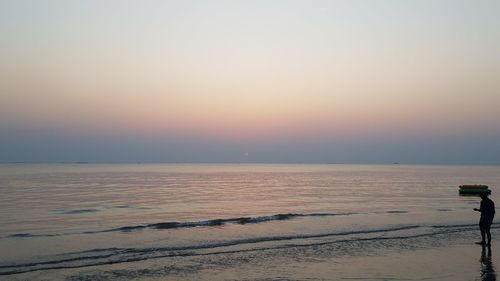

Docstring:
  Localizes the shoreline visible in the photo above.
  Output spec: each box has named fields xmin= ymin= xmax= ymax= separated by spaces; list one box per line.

xmin=9 ymin=229 xmax=499 ymax=281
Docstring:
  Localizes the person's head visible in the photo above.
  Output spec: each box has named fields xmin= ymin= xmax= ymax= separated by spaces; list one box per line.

xmin=480 ymin=193 xmax=489 ymax=200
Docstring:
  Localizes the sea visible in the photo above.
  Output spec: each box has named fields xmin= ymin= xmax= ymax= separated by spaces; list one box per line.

xmin=1 ymin=164 xmax=500 ymax=280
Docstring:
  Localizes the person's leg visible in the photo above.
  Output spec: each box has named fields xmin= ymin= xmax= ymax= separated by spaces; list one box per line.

xmin=486 ymin=225 xmax=492 ymax=245
xmin=480 ymin=224 xmax=486 ymax=244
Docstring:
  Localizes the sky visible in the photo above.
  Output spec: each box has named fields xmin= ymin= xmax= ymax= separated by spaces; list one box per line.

xmin=1 ymin=0 xmax=499 ymax=164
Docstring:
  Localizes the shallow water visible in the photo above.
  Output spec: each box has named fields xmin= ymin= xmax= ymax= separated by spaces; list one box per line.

xmin=1 ymin=164 xmax=500 ymax=279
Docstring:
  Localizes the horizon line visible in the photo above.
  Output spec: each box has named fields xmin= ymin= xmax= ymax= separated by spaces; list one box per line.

xmin=1 ymin=162 xmax=499 ymax=166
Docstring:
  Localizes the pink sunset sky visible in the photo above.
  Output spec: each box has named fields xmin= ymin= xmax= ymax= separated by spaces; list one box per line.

xmin=1 ymin=1 xmax=499 ymax=163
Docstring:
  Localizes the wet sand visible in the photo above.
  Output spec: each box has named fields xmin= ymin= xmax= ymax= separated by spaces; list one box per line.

xmin=11 ymin=228 xmax=499 ymax=281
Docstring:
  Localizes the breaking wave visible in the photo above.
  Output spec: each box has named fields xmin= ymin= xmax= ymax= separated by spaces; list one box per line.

xmin=0 ymin=224 xmax=420 ymax=275
xmin=3 ymin=223 xmax=498 ymax=276
xmin=5 ymin=212 xmax=358 ymax=239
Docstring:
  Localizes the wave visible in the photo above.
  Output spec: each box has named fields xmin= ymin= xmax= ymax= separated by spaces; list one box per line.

xmin=0 ymin=224 xmax=420 ymax=275
xmin=6 ymin=233 xmax=59 ymax=238
xmin=8 ymin=210 xmax=424 ymax=239
xmin=385 ymin=210 xmax=408 ymax=214
xmin=432 ymin=222 xmax=500 ymax=229
xmin=61 ymin=209 xmax=100 ymax=215
xmin=3 ymin=223 xmax=495 ymax=276
xmin=7 ymin=233 xmax=41 ymax=238
xmin=4 ymin=212 xmax=358 ymax=239
xmin=110 ymin=212 xmax=358 ymax=232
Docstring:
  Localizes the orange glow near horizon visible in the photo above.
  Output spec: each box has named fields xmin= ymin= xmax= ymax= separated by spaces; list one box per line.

xmin=1 ymin=1 xmax=499 ymax=146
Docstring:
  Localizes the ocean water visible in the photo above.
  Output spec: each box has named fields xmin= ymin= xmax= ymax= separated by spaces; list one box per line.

xmin=1 ymin=164 xmax=500 ymax=280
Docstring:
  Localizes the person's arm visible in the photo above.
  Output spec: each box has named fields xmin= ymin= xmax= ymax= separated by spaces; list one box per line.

xmin=492 ymin=202 xmax=495 ymax=219
xmin=474 ymin=201 xmax=484 ymax=212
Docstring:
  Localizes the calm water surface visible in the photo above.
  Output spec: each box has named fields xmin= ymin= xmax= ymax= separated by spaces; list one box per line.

xmin=1 ymin=164 xmax=500 ymax=279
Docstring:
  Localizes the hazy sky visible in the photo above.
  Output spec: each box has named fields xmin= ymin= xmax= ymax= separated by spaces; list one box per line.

xmin=1 ymin=0 xmax=499 ymax=163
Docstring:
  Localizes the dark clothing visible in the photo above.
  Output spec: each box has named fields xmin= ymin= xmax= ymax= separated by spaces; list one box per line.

xmin=479 ymin=198 xmax=495 ymax=229
xmin=480 ymin=217 xmax=493 ymax=230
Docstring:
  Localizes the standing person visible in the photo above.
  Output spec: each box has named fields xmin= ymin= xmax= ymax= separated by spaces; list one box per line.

xmin=474 ymin=193 xmax=495 ymax=246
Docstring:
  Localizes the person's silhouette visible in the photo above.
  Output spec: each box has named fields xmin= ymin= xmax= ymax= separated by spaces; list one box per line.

xmin=474 ymin=193 xmax=495 ymax=246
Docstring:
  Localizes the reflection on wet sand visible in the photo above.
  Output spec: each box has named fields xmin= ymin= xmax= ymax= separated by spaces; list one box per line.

xmin=480 ymin=245 xmax=496 ymax=281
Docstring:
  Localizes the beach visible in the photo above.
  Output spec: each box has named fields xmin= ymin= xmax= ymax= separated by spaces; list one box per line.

xmin=2 ymin=1 xmax=500 ymax=279
xmin=1 ymin=164 xmax=499 ymax=280
xmin=9 ymin=228 xmax=500 ymax=281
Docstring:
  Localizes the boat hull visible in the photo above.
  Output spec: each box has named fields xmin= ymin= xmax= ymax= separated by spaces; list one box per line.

xmin=458 ymin=188 xmax=491 ymax=195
